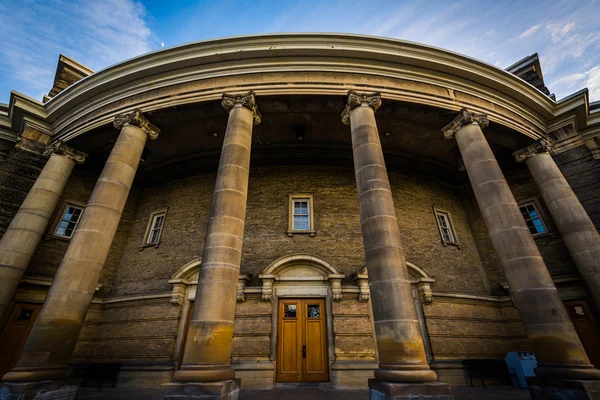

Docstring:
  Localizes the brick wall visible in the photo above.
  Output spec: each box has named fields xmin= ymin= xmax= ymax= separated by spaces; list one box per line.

xmin=109 ymin=165 xmax=493 ymax=297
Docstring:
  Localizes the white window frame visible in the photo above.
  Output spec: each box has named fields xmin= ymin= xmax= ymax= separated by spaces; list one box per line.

xmin=141 ymin=208 xmax=168 ymax=248
xmin=433 ymin=207 xmax=460 ymax=247
xmin=518 ymin=200 xmax=549 ymax=237
xmin=287 ymin=194 xmax=315 ymax=236
xmin=49 ymin=200 xmax=86 ymax=240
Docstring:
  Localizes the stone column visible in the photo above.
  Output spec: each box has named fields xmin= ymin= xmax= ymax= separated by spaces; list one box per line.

xmin=172 ymin=92 xmax=260 ymax=388
xmin=2 ymin=109 xmax=158 ymax=382
xmin=442 ymin=109 xmax=600 ymax=385
xmin=515 ymin=141 xmax=600 ymax=313
xmin=0 ymin=143 xmax=86 ymax=326
xmin=342 ymin=91 xmax=446 ymax=397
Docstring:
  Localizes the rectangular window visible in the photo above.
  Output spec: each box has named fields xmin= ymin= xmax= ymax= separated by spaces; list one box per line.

xmin=287 ymin=194 xmax=315 ymax=236
xmin=142 ymin=208 xmax=168 ymax=247
xmin=433 ymin=208 xmax=459 ymax=246
xmin=519 ymin=202 xmax=547 ymax=235
xmin=54 ymin=204 xmax=84 ymax=239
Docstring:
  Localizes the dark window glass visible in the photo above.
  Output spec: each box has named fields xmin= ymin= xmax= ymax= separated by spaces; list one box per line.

xmin=17 ymin=309 xmax=34 ymax=321
xmin=284 ymin=304 xmax=297 ymax=318
xmin=307 ymin=304 xmax=320 ymax=318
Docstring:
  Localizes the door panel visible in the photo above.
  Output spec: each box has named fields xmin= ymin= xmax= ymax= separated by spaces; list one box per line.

xmin=0 ymin=303 xmax=41 ymax=377
xmin=277 ymin=300 xmax=303 ymax=382
xmin=564 ymin=299 xmax=600 ymax=368
xmin=276 ymin=298 xmax=328 ymax=382
xmin=304 ymin=300 xmax=328 ymax=381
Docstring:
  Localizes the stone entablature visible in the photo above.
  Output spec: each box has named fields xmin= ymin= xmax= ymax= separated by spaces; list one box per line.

xmin=3 ymin=34 xmax=600 ymax=149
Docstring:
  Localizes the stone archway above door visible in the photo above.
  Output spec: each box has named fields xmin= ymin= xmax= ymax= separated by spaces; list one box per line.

xmin=354 ymin=262 xmax=436 ymax=304
xmin=167 ymin=258 xmax=252 ymax=304
xmin=258 ymin=254 xmax=345 ymax=301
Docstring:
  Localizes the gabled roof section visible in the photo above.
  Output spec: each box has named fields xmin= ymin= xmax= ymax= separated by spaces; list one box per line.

xmin=43 ymin=55 xmax=94 ymax=103
xmin=506 ymin=53 xmax=555 ymax=100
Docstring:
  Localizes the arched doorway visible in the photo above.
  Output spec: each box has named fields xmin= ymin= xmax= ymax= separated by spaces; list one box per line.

xmin=258 ymin=254 xmax=345 ymax=383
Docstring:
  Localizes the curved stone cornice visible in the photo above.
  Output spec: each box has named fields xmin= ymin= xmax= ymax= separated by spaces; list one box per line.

xmin=2 ymin=34 xmax=599 ymax=145
xmin=221 ymin=91 xmax=262 ymax=125
xmin=43 ymin=141 xmax=87 ymax=164
xmin=513 ymin=139 xmax=551 ymax=162
xmin=341 ymin=90 xmax=382 ymax=125
xmin=113 ymin=109 xmax=160 ymax=139
xmin=442 ymin=108 xmax=489 ymax=139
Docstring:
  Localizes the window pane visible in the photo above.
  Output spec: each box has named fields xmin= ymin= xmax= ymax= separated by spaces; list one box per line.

xmin=16 ymin=309 xmax=34 ymax=321
xmin=284 ymin=305 xmax=297 ymax=318
xmin=65 ymin=228 xmax=74 ymax=237
xmin=533 ymin=218 xmax=546 ymax=233
xmin=56 ymin=227 xmax=66 ymax=236
xmin=293 ymin=215 xmax=309 ymax=230
xmin=307 ymin=304 xmax=320 ymax=318
xmin=442 ymin=228 xmax=452 ymax=242
xmin=59 ymin=221 xmax=69 ymax=228
xmin=294 ymin=200 xmax=308 ymax=215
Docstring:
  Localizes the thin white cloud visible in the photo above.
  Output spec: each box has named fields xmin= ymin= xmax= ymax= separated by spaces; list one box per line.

xmin=550 ymin=66 xmax=600 ymax=101
xmin=546 ymin=21 xmax=576 ymax=42
xmin=0 ymin=0 xmax=155 ymax=102
xmin=519 ymin=24 xmax=542 ymax=39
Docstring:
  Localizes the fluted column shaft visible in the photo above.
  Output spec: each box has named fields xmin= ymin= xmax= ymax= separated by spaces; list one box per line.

xmin=2 ymin=110 xmax=158 ymax=382
xmin=342 ymin=91 xmax=436 ymax=384
xmin=443 ymin=109 xmax=600 ymax=380
xmin=516 ymin=144 xmax=600 ymax=312
xmin=0 ymin=144 xmax=85 ymax=326
xmin=175 ymin=91 xmax=260 ymax=383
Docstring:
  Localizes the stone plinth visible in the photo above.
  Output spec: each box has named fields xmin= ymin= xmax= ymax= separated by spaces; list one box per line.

xmin=527 ymin=376 xmax=600 ymax=400
xmin=161 ymin=380 xmax=239 ymax=400
xmin=368 ymin=379 xmax=454 ymax=399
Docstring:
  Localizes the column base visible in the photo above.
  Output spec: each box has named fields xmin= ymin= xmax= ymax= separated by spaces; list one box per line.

xmin=527 ymin=376 xmax=600 ymax=400
xmin=368 ymin=379 xmax=454 ymax=400
xmin=0 ymin=379 xmax=80 ymax=400
xmin=161 ymin=380 xmax=239 ymax=400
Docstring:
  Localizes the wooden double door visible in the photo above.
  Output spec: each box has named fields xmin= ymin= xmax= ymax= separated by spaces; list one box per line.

xmin=276 ymin=298 xmax=329 ymax=382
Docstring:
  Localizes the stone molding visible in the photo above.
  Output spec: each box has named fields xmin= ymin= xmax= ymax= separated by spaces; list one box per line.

xmin=513 ymin=139 xmax=550 ymax=162
xmin=341 ymin=90 xmax=382 ymax=125
xmin=221 ymin=91 xmax=262 ymax=125
xmin=237 ymin=273 xmax=252 ymax=303
xmin=258 ymin=254 xmax=345 ymax=301
xmin=357 ymin=263 xmax=436 ymax=304
xmin=4 ymin=35 xmax=600 ymax=149
xmin=442 ymin=108 xmax=489 ymax=139
xmin=113 ymin=109 xmax=160 ymax=139
xmin=43 ymin=141 xmax=87 ymax=164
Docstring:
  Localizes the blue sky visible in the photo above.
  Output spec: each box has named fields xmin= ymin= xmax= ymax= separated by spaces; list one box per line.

xmin=1 ymin=0 xmax=599 ymax=105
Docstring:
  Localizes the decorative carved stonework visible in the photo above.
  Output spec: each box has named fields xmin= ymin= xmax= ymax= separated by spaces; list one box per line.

xmin=43 ymin=141 xmax=87 ymax=164
xmin=113 ymin=109 xmax=160 ymax=139
xmin=353 ymin=270 xmax=370 ymax=303
xmin=328 ymin=274 xmax=345 ymax=301
xmin=260 ymin=274 xmax=275 ymax=301
xmin=237 ymin=273 xmax=252 ymax=303
xmin=513 ymin=139 xmax=550 ymax=162
xmin=221 ymin=91 xmax=262 ymax=125
xmin=414 ymin=277 xmax=435 ymax=305
xmin=341 ymin=90 xmax=382 ymax=125
xmin=441 ymin=108 xmax=489 ymax=139
xmin=170 ymin=282 xmax=187 ymax=305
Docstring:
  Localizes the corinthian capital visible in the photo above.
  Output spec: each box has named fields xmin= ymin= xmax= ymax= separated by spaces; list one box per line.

xmin=513 ymin=139 xmax=551 ymax=162
xmin=442 ymin=108 xmax=489 ymax=139
xmin=113 ymin=109 xmax=160 ymax=140
xmin=222 ymin=91 xmax=262 ymax=125
xmin=341 ymin=90 xmax=382 ymax=125
xmin=44 ymin=141 xmax=87 ymax=164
